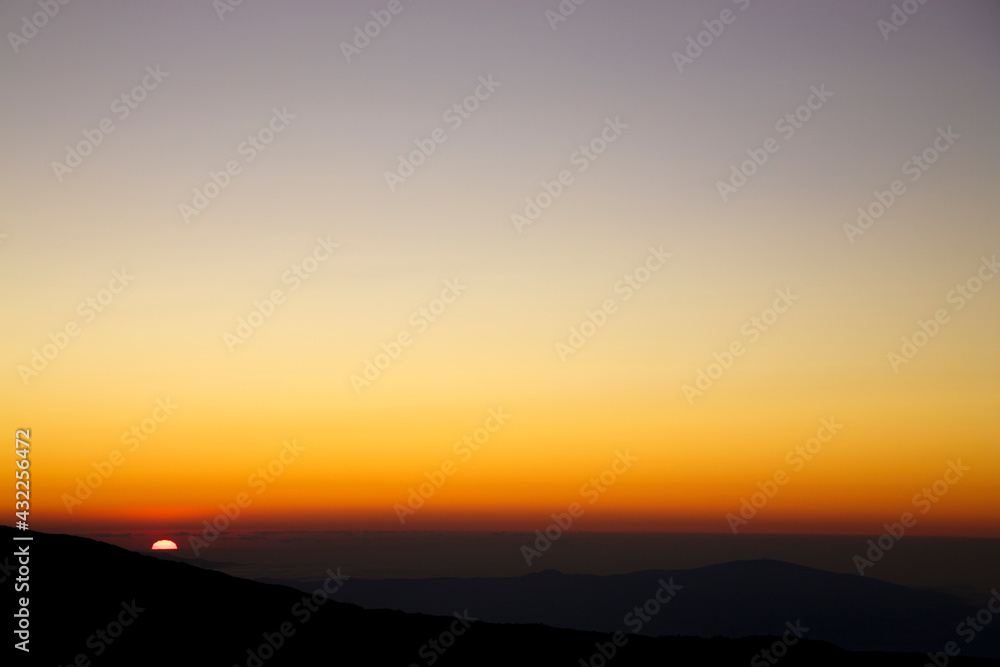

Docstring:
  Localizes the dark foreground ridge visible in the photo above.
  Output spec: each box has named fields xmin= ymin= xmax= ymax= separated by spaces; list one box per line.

xmin=4 ymin=526 xmax=999 ymax=667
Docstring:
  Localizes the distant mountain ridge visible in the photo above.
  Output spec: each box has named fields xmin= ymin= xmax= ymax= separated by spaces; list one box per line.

xmin=262 ymin=559 xmax=1000 ymax=658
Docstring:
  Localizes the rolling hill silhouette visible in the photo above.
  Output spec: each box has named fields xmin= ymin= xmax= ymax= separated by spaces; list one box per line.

xmin=263 ymin=560 xmax=1000 ymax=657
xmin=5 ymin=526 xmax=998 ymax=666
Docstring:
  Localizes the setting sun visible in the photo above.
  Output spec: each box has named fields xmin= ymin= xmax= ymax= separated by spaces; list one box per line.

xmin=151 ymin=539 xmax=178 ymax=551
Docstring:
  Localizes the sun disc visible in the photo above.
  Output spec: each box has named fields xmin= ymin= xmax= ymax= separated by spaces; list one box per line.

xmin=151 ymin=539 xmax=178 ymax=550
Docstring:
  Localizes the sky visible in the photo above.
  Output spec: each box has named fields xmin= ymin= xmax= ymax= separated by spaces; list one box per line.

xmin=2 ymin=0 xmax=998 ymax=537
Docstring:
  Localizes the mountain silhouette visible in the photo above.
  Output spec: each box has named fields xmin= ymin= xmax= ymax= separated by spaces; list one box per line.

xmin=5 ymin=526 xmax=998 ymax=666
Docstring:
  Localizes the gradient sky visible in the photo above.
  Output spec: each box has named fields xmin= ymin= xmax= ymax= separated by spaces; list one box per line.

xmin=2 ymin=0 xmax=998 ymax=536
